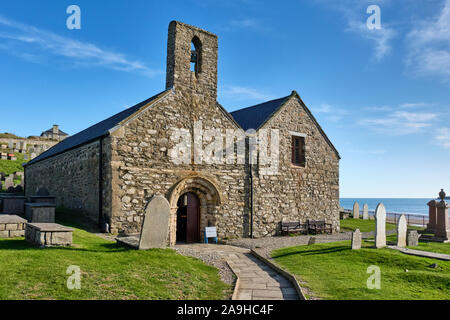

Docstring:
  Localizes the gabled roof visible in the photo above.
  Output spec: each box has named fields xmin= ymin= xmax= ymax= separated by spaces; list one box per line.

xmin=25 ymin=90 xmax=170 ymax=166
xmin=230 ymin=91 xmax=340 ymax=159
xmin=230 ymin=95 xmax=291 ymax=131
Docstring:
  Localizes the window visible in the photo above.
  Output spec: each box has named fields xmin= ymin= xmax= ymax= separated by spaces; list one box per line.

xmin=291 ymin=136 xmax=306 ymax=167
xmin=190 ymin=36 xmax=202 ymax=75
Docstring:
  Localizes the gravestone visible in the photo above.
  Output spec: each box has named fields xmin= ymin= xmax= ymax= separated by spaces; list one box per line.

xmin=396 ymin=214 xmax=407 ymax=247
xmin=353 ymin=202 xmax=360 ymax=219
xmin=308 ymin=236 xmax=316 ymax=245
xmin=363 ymin=204 xmax=369 ymax=220
xmin=4 ymin=178 xmax=13 ymax=190
xmin=37 ymin=188 xmax=50 ymax=196
xmin=351 ymin=228 xmax=361 ymax=250
xmin=375 ymin=203 xmax=386 ymax=248
xmin=138 ymin=195 xmax=171 ymax=250
xmin=407 ymin=230 xmax=420 ymax=246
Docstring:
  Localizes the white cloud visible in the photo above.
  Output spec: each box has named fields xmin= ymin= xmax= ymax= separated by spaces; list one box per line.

xmin=0 ymin=15 xmax=162 ymax=77
xmin=359 ymin=110 xmax=437 ymax=134
xmin=312 ymin=0 xmax=396 ymax=61
xmin=406 ymin=0 xmax=450 ymax=81
xmin=220 ymin=85 xmax=274 ymax=101
xmin=347 ymin=20 xmax=396 ymax=61
xmin=436 ymin=128 xmax=450 ymax=148
xmin=311 ymin=103 xmax=348 ymax=122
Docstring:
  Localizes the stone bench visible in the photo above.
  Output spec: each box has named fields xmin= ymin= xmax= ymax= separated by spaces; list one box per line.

xmin=25 ymin=223 xmax=74 ymax=247
xmin=29 ymin=196 xmax=56 ymax=205
xmin=25 ymin=203 xmax=56 ymax=223
xmin=0 ymin=196 xmax=26 ymax=215
xmin=0 ymin=215 xmax=27 ymax=238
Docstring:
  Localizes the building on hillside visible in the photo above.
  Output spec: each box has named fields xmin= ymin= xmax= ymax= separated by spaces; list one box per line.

xmin=24 ymin=21 xmax=340 ymax=244
xmin=40 ymin=125 xmax=68 ymax=141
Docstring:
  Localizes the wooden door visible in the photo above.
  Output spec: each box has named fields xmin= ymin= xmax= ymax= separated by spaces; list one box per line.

xmin=186 ymin=193 xmax=200 ymax=243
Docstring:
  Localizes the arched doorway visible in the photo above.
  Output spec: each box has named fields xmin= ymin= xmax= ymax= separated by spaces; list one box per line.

xmin=176 ymin=192 xmax=200 ymax=243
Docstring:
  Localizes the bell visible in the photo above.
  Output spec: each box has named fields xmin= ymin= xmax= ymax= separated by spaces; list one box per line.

xmin=191 ymin=51 xmax=198 ymax=63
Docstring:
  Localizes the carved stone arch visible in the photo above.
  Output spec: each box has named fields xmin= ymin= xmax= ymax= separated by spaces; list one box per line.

xmin=167 ymin=175 xmax=223 ymax=245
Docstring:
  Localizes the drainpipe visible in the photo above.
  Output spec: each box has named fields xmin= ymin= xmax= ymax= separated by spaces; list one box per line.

xmin=98 ymin=137 xmax=104 ymax=229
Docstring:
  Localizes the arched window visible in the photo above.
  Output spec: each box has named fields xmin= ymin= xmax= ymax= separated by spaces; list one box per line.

xmin=190 ymin=36 xmax=202 ymax=75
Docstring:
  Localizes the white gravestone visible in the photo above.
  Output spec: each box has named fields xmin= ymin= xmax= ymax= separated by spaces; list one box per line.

xmin=363 ymin=204 xmax=369 ymax=220
xmin=397 ymin=215 xmax=407 ymax=248
xmin=351 ymin=228 xmax=362 ymax=250
xmin=375 ymin=203 xmax=387 ymax=248
xmin=353 ymin=202 xmax=360 ymax=219
xmin=138 ymin=195 xmax=171 ymax=250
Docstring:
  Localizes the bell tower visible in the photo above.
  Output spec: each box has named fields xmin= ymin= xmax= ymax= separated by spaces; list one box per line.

xmin=166 ymin=21 xmax=218 ymax=100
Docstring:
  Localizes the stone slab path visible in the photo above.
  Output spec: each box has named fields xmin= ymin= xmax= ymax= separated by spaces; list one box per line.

xmin=175 ymin=244 xmax=299 ymax=300
xmin=388 ymin=246 xmax=450 ymax=261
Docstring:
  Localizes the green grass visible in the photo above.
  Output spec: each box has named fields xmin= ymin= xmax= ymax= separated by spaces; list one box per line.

xmin=0 ymin=210 xmax=231 ymax=300
xmin=272 ymin=240 xmax=450 ymax=300
xmin=0 ymin=152 xmax=27 ymax=176
xmin=340 ymin=218 xmax=425 ymax=233
xmin=408 ymin=241 xmax=450 ymax=255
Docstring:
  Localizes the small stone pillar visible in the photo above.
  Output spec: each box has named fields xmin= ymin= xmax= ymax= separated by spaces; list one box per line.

xmin=427 ymin=200 xmax=438 ymax=233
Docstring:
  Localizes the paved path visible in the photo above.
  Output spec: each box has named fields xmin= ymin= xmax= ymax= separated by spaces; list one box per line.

xmin=175 ymin=244 xmax=298 ymax=300
xmin=388 ymin=246 xmax=450 ymax=261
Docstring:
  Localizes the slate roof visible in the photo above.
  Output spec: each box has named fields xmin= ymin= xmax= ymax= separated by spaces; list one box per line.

xmin=230 ymin=95 xmax=291 ymax=131
xmin=25 ymin=90 xmax=169 ymax=166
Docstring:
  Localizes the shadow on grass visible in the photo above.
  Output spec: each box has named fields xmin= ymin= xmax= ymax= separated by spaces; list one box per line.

xmin=272 ymin=246 xmax=350 ymax=259
xmin=0 ymin=239 xmax=34 ymax=250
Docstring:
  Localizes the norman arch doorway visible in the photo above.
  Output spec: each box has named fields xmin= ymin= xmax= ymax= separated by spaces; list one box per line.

xmin=176 ymin=192 xmax=200 ymax=243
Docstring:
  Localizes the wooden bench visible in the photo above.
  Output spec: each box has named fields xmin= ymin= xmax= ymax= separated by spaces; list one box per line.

xmin=307 ymin=220 xmax=333 ymax=235
xmin=281 ymin=221 xmax=308 ymax=235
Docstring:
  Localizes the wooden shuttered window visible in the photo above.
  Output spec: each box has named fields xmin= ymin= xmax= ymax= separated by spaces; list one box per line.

xmin=291 ymin=136 xmax=306 ymax=167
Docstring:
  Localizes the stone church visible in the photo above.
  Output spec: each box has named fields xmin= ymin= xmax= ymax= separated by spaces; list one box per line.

xmin=24 ymin=21 xmax=340 ymax=245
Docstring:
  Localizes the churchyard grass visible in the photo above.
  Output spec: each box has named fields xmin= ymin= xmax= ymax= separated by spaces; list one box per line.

xmin=340 ymin=218 xmax=425 ymax=233
xmin=0 ymin=152 xmax=27 ymax=176
xmin=0 ymin=210 xmax=231 ymax=300
xmin=272 ymin=240 xmax=450 ymax=300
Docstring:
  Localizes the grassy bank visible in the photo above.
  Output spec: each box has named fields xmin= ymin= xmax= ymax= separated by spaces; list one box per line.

xmin=0 ymin=211 xmax=230 ymax=300
xmin=273 ymin=240 xmax=450 ymax=300
xmin=340 ymin=218 xmax=425 ymax=233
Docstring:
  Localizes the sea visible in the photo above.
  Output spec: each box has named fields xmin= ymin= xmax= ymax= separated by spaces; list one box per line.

xmin=340 ymin=198 xmax=431 ymax=216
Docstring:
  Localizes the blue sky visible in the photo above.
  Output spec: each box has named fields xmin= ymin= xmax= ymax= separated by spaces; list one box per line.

xmin=1 ymin=0 xmax=449 ymax=198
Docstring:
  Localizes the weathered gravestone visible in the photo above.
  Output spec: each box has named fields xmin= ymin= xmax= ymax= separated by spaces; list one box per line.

xmin=397 ymin=214 xmax=407 ymax=247
xmin=351 ymin=228 xmax=362 ymax=250
xmin=37 ymin=187 xmax=50 ymax=196
xmin=363 ymin=204 xmax=369 ymax=220
xmin=308 ymin=236 xmax=316 ymax=245
xmin=138 ymin=195 xmax=171 ymax=250
xmin=407 ymin=230 xmax=420 ymax=247
xmin=353 ymin=202 xmax=360 ymax=219
xmin=375 ymin=203 xmax=386 ymax=248
xmin=4 ymin=178 xmax=13 ymax=191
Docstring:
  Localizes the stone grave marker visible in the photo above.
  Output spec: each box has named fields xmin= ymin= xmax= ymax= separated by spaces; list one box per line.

xmin=37 ymin=187 xmax=50 ymax=196
xmin=363 ymin=204 xmax=369 ymax=220
xmin=396 ymin=214 xmax=407 ymax=247
xmin=407 ymin=230 xmax=420 ymax=247
xmin=351 ymin=228 xmax=361 ymax=250
xmin=4 ymin=177 xmax=13 ymax=190
xmin=138 ymin=195 xmax=171 ymax=250
xmin=375 ymin=203 xmax=386 ymax=248
xmin=308 ymin=236 xmax=316 ymax=245
xmin=353 ymin=202 xmax=360 ymax=219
